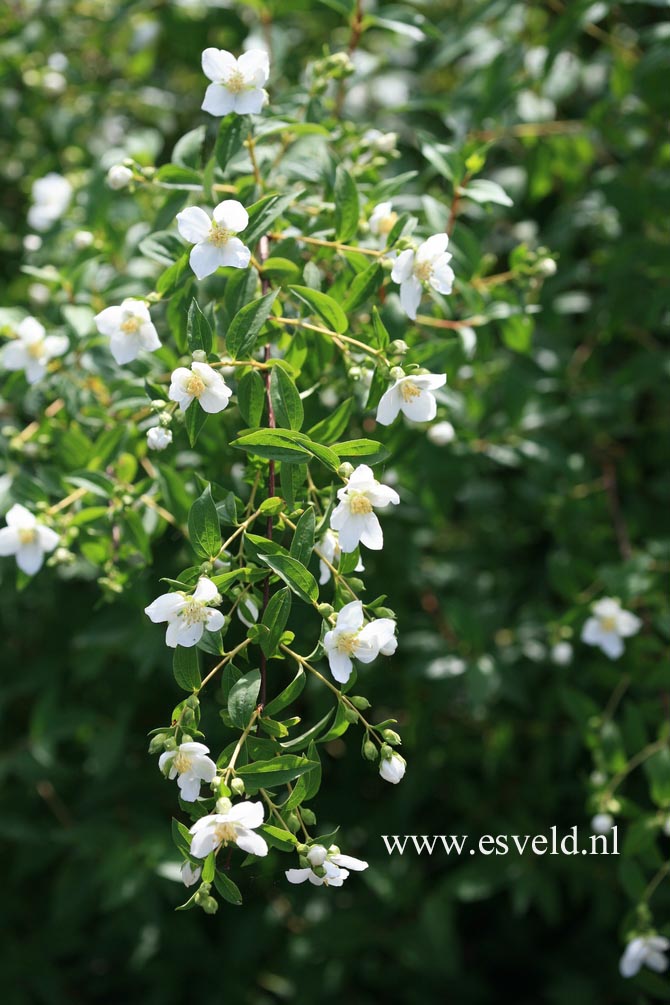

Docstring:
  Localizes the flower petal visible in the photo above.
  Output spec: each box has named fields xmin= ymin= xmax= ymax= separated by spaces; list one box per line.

xmin=176 ymin=206 xmax=212 ymax=245
xmin=213 ymin=200 xmax=249 ymax=233
xmin=227 ymin=801 xmax=265 ymax=829
xmin=391 ymin=249 xmax=415 ymax=284
xmin=201 ymin=82 xmax=237 ymax=116
xmin=328 ymin=649 xmax=353 ymax=684
xmin=234 ymin=827 xmax=269 ymax=857
xmin=359 ymin=513 xmax=384 ymax=551
xmin=285 ymin=868 xmax=312 ymax=884
xmin=201 ymin=47 xmax=237 ymax=82
xmin=376 ymin=385 xmax=401 ymax=426
xmin=189 ymin=241 xmax=225 ymax=280
xmin=238 ymin=49 xmax=270 ymax=84
xmin=399 ymin=276 xmax=423 ymax=320
xmin=145 ymin=592 xmax=185 ymax=623
xmin=15 ymin=542 xmax=45 ymax=575
xmin=233 ymin=89 xmax=267 ymax=115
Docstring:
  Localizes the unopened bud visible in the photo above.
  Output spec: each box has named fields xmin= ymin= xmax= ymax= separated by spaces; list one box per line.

xmin=349 ymin=695 xmax=371 ymax=710
xmin=216 ymin=796 xmax=232 ymax=814
xmin=286 ymin=812 xmax=301 ymax=833
xmin=200 ymin=895 xmax=218 ymax=914
xmin=382 ymin=729 xmax=402 ymax=746
xmin=389 ymin=366 xmax=405 ymax=380
xmin=230 ymin=777 xmax=245 ymax=796
xmin=148 ymin=732 xmax=169 ymax=754
xmin=380 ymin=743 xmax=393 ymax=760
xmin=317 ymin=602 xmax=334 ymax=618
xmin=300 ymin=807 xmax=316 ymax=826
xmin=389 ymin=340 xmax=408 ymax=355
xmin=337 ymin=462 xmax=354 ymax=479
xmin=191 ymin=349 xmax=207 ymax=363
xmin=343 ymin=706 xmax=358 ymax=724
xmin=363 ymin=739 xmax=378 ymax=761
xmin=106 ymin=164 xmax=133 ymax=190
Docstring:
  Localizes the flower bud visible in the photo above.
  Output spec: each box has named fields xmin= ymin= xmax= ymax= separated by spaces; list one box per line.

xmin=148 ymin=732 xmax=169 ymax=754
xmin=73 ymin=230 xmax=94 ymax=250
xmin=106 ymin=164 xmax=133 ymax=190
xmin=389 ymin=366 xmax=405 ymax=380
xmin=200 ymin=895 xmax=218 ymax=914
xmin=363 ymin=739 xmax=378 ymax=761
xmin=349 ymin=695 xmax=371 ymax=710
xmin=163 ymin=736 xmax=178 ymax=751
xmin=382 ymin=729 xmax=402 ymax=746
xmin=337 ymin=462 xmax=354 ymax=479
xmin=286 ymin=812 xmax=301 ymax=833
xmin=389 ymin=339 xmax=408 ymax=355
xmin=230 ymin=777 xmax=245 ymax=796
xmin=343 ymin=706 xmax=359 ymax=724
xmin=317 ymin=602 xmax=335 ymax=618
xmin=538 ymin=257 xmax=557 ymax=276
xmin=300 ymin=807 xmax=316 ymax=826
xmin=306 ymin=845 xmax=327 ymax=867
xmin=191 ymin=349 xmax=208 ymax=363
xmin=216 ymin=796 xmax=232 ymax=814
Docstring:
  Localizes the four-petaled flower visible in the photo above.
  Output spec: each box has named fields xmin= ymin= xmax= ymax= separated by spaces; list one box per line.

xmin=323 ymin=600 xmax=397 ymax=684
xmin=201 ymin=48 xmax=270 ymax=116
xmin=376 ymin=372 xmax=446 ymax=426
xmin=94 ymin=299 xmax=162 ymax=365
xmin=620 ymin=935 xmax=670 ymax=978
xmin=0 ymin=503 xmax=60 ymax=575
xmin=286 ymin=844 xmax=368 ymax=887
xmin=317 ymin=528 xmax=364 ymax=585
xmin=391 ymin=234 xmax=455 ymax=320
xmin=189 ymin=800 xmax=269 ymax=858
xmin=168 ymin=361 xmax=233 ymax=414
xmin=379 ymin=750 xmax=406 ymax=784
xmin=1 ymin=317 xmax=68 ymax=385
xmin=176 ymin=200 xmax=251 ymax=280
xmin=28 ymin=172 xmax=72 ymax=231
xmin=581 ymin=597 xmax=641 ymax=660
xmin=159 ymin=741 xmax=217 ymax=802
xmin=369 ymin=201 xmax=398 ymax=239
xmin=330 ymin=464 xmax=399 ymax=553
xmin=145 ymin=576 xmax=225 ymax=648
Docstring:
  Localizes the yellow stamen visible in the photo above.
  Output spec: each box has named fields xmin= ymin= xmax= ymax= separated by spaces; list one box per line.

xmin=225 ymin=69 xmax=246 ymax=94
xmin=18 ymin=528 xmax=38 ymax=545
xmin=379 ymin=212 xmax=398 ymax=235
xmin=599 ymin=616 xmax=617 ymax=633
xmin=27 ymin=340 xmax=45 ymax=359
xmin=209 ymin=223 xmax=233 ymax=247
xmin=415 ymin=260 xmax=433 ymax=282
xmin=337 ymin=631 xmax=359 ymax=656
xmin=172 ymin=752 xmax=193 ymax=774
xmin=185 ymin=374 xmax=206 ymax=398
xmin=214 ymin=822 xmax=238 ymax=844
xmin=399 ymin=380 xmax=422 ymax=402
xmin=120 ymin=317 xmax=140 ymax=334
xmin=348 ymin=493 xmax=373 ymax=515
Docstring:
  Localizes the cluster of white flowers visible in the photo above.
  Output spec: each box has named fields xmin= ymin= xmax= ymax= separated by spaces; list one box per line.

xmin=286 ymin=843 xmax=368 ymax=887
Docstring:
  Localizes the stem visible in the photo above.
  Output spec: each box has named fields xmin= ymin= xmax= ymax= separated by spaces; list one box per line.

xmin=601 ymin=458 xmax=633 ymax=561
xmin=335 ymin=0 xmax=364 ymax=118
xmin=259 ymin=233 xmax=275 ymax=709
xmin=641 ymin=862 xmax=670 ymax=906
xmin=602 ymin=674 xmax=631 ymax=724
xmin=197 ymin=638 xmax=251 ymax=694
xmin=47 ymin=486 xmax=87 ymax=515
xmin=217 ymin=508 xmax=263 ymax=558
xmin=273 ymin=316 xmax=383 ymax=359
xmin=224 ymin=705 xmax=261 ymax=782
xmin=269 ymin=231 xmax=382 ymax=258
xmin=603 ymin=738 xmax=669 ymax=803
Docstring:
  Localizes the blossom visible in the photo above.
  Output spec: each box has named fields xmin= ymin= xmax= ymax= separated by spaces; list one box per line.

xmin=330 ymin=464 xmax=399 ymax=553
xmin=1 ymin=317 xmax=68 ymax=384
xmin=94 ymin=299 xmax=162 ymax=365
xmin=317 ymin=529 xmax=364 ymax=585
xmin=73 ymin=230 xmax=94 ymax=249
xmin=181 ymin=862 xmax=201 ymax=887
xmin=106 ymin=164 xmax=133 ymax=190
xmin=168 ymin=362 xmax=232 ymax=414
xmin=369 ymin=201 xmax=398 ymax=239
xmin=159 ymin=741 xmax=217 ymax=802
xmin=620 ymin=936 xmax=670 ymax=978
xmin=201 ymin=48 xmax=269 ymax=116
xmin=146 ymin=426 xmax=172 ymax=451
xmin=376 ymin=372 xmax=446 ymax=426
xmin=362 ymin=129 xmax=398 ymax=154
xmin=0 ymin=504 xmax=60 ymax=575
xmin=176 ymin=200 xmax=251 ymax=280
xmin=581 ymin=597 xmax=641 ymax=660
xmin=189 ymin=800 xmax=269 ymax=858
xmin=286 ymin=843 xmax=368 ymax=887
xmin=144 ymin=577 xmax=225 ymax=648
xmin=391 ymin=234 xmax=455 ymax=320
xmin=323 ymin=600 xmax=397 ymax=684
xmin=550 ymin=641 xmax=573 ymax=666
xmin=27 ymin=172 xmax=72 ymax=231
xmin=427 ymin=420 xmax=455 ymax=446
xmin=591 ymin=813 xmax=614 ymax=834
xmin=379 ymin=750 xmax=407 ymax=784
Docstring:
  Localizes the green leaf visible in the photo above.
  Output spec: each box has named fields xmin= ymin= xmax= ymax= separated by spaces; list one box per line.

xmin=343 ymin=262 xmax=383 ymax=311
xmin=289 ymin=285 xmax=348 ymax=334
xmin=155 ymin=164 xmax=202 ymax=185
xmin=258 ymin=824 xmax=298 ymax=851
xmin=228 ymin=669 xmax=261 ymax=729
xmin=264 ymin=666 xmax=306 ymax=717
xmin=331 ymin=438 xmax=389 ymax=463
xmin=280 ymin=709 xmax=335 ymax=752
xmin=226 ymin=290 xmax=278 ymax=360
xmin=237 ymin=369 xmax=266 ymax=427
xmin=173 ymin=125 xmax=206 ymax=168
xmin=283 ymin=740 xmax=321 ymax=809
xmin=501 ymin=315 xmax=533 ymax=353
xmin=371 ymin=307 xmax=390 ymax=349
xmin=319 ymin=700 xmax=351 ymax=743
xmin=244 ymin=189 xmax=304 ymax=247
xmin=261 ymin=257 xmax=301 ymax=282
xmin=232 ymin=428 xmax=313 ymax=463
xmin=236 ymin=754 xmax=318 ymax=791
xmin=184 ymin=401 xmax=208 ymax=447
xmin=289 ymin=507 xmax=315 ymax=566
xmin=270 ymin=366 xmax=304 ymax=431
xmin=188 ymin=485 xmax=222 ymax=560
xmin=463 ymin=178 xmax=513 ymax=207
xmin=259 ymin=553 xmax=319 ymax=605
xmin=156 ymin=254 xmax=190 ymax=296
xmin=259 ymin=587 xmax=292 ymax=658
xmin=173 ymin=647 xmax=201 ymax=691
xmin=307 ymin=397 xmax=353 ymax=444
xmin=334 ymin=164 xmax=359 ymax=242
xmin=171 ymin=818 xmax=192 ymax=856
xmin=139 ymin=231 xmax=183 ymax=266
xmin=214 ymin=871 xmax=243 ymax=905
xmin=186 ymin=298 xmax=213 ymax=354
xmin=645 ymin=748 xmax=670 ymax=807
xmin=215 ymin=114 xmax=247 ymax=172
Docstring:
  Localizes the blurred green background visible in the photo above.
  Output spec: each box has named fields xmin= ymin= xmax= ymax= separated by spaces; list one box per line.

xmin=1 ymin=1 xmax=669 ymax=1003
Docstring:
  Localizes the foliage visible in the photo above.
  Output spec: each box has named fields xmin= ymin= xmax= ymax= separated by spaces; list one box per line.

xmin=0 ymin=1 xmax=669 ymax=1003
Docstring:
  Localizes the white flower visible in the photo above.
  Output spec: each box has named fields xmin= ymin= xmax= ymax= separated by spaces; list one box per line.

xmin=106 ymin=164 xmax=133 ymax=190
xmin=0 ymin=503 xmax=59 ymax=575
xmin=94 ymin=299 xmax=162 ymax=365
xmin=427 ymin=420 xmax=455 ymax=446
xmin=391 ymin=234 xmax=455 ymax=320
xmin=73 ymin=230 xmax=94 ymax=250
xmin=379 ymin=751 xmax=406 ymax=784
xmin=27 ymin=173 xmax=72 ymax=231
xmin=1 ymin=317 xmax=68 ymax=384
xmin=330 ymin=464 xmax=399 ymax=553
xmin=176 ymin=200 xmax=251 ymax=280
xmin=581 ymin=597 xmax=641 ymax=660
xmin=144 ymin=577 xmax=225 ymax=648
xmin=189 ymin=801 xmax=269 ymax=858
xmin=362 ymin=129 xmax=397 ymax=153
xmin=550 ymin=641 xmax=573 ymax=666
xmin=159 ymin=741 xmax=217 ymax=802
xmin=591 ymin=813 xmax=614 ymax=834
xmin=620 ymin=936 xmax=670 ymax=978
xmin=323 ymin=600 xmax=397 ymax=684
xmin=317 ymin=529 xmax=364 ymax=585
xmin=285 ymin=843 xmax=368 ymax=887
xmin=146 ymin=426 xmax=172 ymax=451
xmin=201 ymin=48 xmax=269 ymax=116
xmin=23 ymin=234 xmax=42 ymax=252
xmin=168 ymin=362 xmax=233 ymax=414
xmin=238 ymin=596 xmax=260 ymax=628
xmin=376 ymin=372 xmax=446 ymax=426
xmin=181 ymin=862 xmax=201 ymax=887
xmin=369 ymin=201 xmax=398 ymax=239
